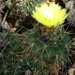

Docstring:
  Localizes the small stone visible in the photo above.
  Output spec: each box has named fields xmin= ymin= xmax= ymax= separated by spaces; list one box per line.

xmin=10 ymin=28 xmax=17 ymax=32
xmin=67 ymin=9 xmax=75 ymax=26
xmin=66 ymin=1 xmax=75 ymax=10
xmin=25 ymin=70 xmax=32 ymax=75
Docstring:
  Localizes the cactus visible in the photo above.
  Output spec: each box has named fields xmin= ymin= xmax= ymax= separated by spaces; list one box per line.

xmin=13 ymin=56 xmax=45 ymax=75
xmin=16 ymin=0 xmax=44 ymax=17
xmin=27 ymin=2 xmax=72 ymax=70
xmin=25 ymin=26 xmax=72 ymax=68
xmin=0 ymin=32 xmax=47 ymax=75
xmin=0 ymin=1 xmax=73 ymax=75
xmin=6 ymin=0 xmax=44 ymax=18
xmin=0 ymin=33 xmax=22 ymax=75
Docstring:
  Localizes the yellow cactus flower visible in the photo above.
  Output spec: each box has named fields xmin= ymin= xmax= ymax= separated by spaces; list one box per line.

xmin=32 ymin=2 xmax=68 ymax=28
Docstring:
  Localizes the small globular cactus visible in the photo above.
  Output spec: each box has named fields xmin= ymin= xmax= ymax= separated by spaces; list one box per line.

xmin=25 ymin=2 xmax=72 ymax=73
xmin=8 ymin=0 xmax=44 ymax=18
xmin=26 ymin=26 xmax=72 ymax=67
xmin=0 ymin=33 xmax=45 ymax=75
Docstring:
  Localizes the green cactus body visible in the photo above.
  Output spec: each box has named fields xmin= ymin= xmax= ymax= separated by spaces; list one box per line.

xmin=0 ymin=26 xmax=72 ymax=75
xmin=0 ymin=33 xmax=22 ymax=74
xmin=15 ymin=0 xmax=44 ymax=17
xmin=13 ymin=56 xmax=45 ymax=75
xmin=0 ymin=33 xmax=45 ymax=75
xmin=26 ymin=26 xmax=72 ymax=67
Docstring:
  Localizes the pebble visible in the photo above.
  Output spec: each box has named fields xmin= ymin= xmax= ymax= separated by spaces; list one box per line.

xmin=67 ymin=9 xmax=75 ymax=26
xmin=66 ymin=1 xmax=75 ymax=10
xmin=65 ymin=1 xmax=75 ymax=26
